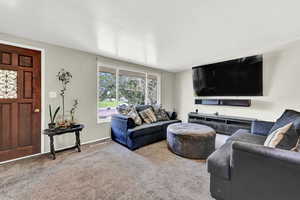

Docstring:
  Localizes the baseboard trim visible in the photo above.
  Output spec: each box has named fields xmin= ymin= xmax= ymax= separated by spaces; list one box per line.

xmin=0 ymin=137 xmax=111 ymax=165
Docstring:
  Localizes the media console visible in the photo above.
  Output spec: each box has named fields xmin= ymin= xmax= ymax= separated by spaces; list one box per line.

xmin=188 ymin=112 xmax=256 ymax=136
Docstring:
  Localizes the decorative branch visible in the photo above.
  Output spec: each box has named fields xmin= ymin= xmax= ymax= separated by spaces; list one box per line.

xmin=70 ymin=99 xmax=79 ymax=122
xmin=57 ymin=69 xmax=72 ymax=121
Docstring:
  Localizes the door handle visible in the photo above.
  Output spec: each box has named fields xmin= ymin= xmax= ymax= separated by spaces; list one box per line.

xmin=34 ymin=108 xmax=40 ymax=113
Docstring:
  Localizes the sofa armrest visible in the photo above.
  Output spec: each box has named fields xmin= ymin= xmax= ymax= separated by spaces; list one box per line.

xmin=251 ymin=120 xmax=274 ymax=136
xmin=111 ymin=114 xmax=136 ymax=133
xmin=167 ymin=111 xmax=177 ymax=120
xmin=230 ymin=141 xmax=300 ymax=200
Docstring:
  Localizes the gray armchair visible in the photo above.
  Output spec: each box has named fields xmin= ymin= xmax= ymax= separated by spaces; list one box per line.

xmin=208 ymin=120 xmax=300 ymax=200
xmin=230 ymin=141 xmax=300 ymax=200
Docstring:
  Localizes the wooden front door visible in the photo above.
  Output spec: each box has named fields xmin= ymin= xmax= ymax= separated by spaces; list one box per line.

xmin=0 ymin=43 xmax=41 ymax=162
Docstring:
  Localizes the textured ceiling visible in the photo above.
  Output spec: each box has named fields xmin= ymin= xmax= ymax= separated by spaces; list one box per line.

xmin=0 ymin=0 xmax=299 ymax=71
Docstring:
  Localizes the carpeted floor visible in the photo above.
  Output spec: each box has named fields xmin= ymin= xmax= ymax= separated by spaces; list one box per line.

xmin=0 ymin=141 xmax=214 ymax=200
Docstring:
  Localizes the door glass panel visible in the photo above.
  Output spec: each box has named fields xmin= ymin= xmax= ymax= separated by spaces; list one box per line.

xmin=0 ymin=69 xmax=17 ymax=99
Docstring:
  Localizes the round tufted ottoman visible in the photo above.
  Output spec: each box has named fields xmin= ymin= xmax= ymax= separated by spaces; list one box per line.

xmin=167 ymin=123 xmax=216 ymax=159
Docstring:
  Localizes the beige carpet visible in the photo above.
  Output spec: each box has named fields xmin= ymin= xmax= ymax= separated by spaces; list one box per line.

xmin=0 ymin=141 xmax=214 ymax=200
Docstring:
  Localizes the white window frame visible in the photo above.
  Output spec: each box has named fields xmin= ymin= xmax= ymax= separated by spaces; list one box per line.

xmin=97 ymin=65 xmax=161 ymax=123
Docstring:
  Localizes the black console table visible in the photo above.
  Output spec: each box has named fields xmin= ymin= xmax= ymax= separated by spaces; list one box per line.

xmin=43 ymin=124 xmax=84 ymax=160
xmin=188 ymin=113 xmax=256 ymax=136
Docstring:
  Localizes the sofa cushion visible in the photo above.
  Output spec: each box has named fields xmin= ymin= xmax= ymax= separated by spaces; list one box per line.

xmin=227 ymin=131 xmax=267 ymax=145
xmin=154 ymin=120 xmax=181 ymax=132
xmin=207 ymin=142 xmax=232 ymax=180
xmin=127 ymin=120 xmax=181 ymax=139
xmin=128 ymin=123 xmax=162 ymax=139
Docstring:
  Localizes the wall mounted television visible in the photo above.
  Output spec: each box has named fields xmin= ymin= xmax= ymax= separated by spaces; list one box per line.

xmin=192 ymin=55 xmax=263 ymax=96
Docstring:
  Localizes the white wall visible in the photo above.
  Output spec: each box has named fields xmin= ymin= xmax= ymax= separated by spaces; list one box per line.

xmin=0 ymin=33 xmax=175 ymax=152
xmin=175 ymin=41 xmax=300 ymax=122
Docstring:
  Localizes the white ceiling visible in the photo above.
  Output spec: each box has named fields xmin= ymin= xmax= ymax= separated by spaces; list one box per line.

xmin=0 ymin=0 xmax=300 ymax=72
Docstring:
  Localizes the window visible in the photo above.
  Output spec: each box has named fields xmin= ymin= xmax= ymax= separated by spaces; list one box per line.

xmin=97 ymin=66 xmax=160 ymax=122
xmin=147 ymin=74 xmax=158 ymax=105
xmin=98 ymin=67 xmax=118 ymax=120
xmin=119 ymin=70 xmax=146 ymax=106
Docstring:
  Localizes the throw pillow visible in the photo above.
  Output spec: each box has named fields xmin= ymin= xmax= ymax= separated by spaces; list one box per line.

xmin=153 ymin=105 xmax=170 ymax=121
xmin=139 ymin=108 xmax=157 ymax=124
xmin=116 ymin=104 xmax=132 ymax=115
xmin=127 ymin=108 xmax=142 ymax=126
xmin=277 ymin=119 xmax=300 ymax=150
xmin=264 ymin=123 xmax=293 ymax=148
xmin=269 ymin=109 xmax=300 ymax=135
xmin=167 ymin=111 xmax=177 ymax=120
xmin=135 ymin=105 xmax=153 ymax=113
xmin=291 ymin=137 xmax=300 ymax=152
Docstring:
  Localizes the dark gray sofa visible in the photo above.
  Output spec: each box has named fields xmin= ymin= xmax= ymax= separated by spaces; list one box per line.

xmin=208 ymin=119 xmax=300 ymax=200
xmin=111 ymin=105 xmax=181 ymax=150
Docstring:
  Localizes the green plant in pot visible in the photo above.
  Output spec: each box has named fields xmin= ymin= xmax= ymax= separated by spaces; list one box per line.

xmin=49 ymin=105 xmax=60 ymax=129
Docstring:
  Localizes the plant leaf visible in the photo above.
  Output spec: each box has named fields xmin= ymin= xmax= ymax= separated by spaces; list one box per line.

xmin=53 ymin=106 xmax=60 ymax=122
xmin=49 ymin=105 xmax=53 ymax=122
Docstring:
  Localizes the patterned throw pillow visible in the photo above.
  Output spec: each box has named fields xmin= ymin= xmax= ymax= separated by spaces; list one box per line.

xmin=139 ymin=108 xmax=157 ymax=124
xmin=127 ymin=108 xmax=142 ymax=125
xmin=116 ymin=104 xmax=132 ymax=115
xmin=264 ymin=123 xmax=293 ymax=148
xmin=153 ymin=105 xmax=170 ymax=121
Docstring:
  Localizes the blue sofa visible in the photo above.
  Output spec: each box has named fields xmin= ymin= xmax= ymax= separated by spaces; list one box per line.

xmin=111 ymin=105 xmax=181 ymax=150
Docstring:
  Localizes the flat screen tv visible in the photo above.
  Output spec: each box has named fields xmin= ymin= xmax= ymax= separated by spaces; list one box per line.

xmin=193 ymin=55 xmax=263 ymax=96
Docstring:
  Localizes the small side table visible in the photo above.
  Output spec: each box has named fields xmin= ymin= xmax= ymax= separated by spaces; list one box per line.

xmin=43 ymin=124 xmax=84 ymax=160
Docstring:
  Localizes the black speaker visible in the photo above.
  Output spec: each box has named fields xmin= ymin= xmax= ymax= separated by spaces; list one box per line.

xmin=195 ymin=99 xmax=251 ymax=107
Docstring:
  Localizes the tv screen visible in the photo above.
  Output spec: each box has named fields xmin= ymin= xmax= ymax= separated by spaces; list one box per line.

xmin=192 ymin=55 xmax=263 ymax=96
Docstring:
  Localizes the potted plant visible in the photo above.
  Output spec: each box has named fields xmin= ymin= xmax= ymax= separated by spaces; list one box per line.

xmin=49 ymin=105 xmax=60 ymax=129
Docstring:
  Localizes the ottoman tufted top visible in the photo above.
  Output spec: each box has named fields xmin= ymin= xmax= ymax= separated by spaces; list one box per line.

xmin=167 ymin=123 xmax=216 ymax=136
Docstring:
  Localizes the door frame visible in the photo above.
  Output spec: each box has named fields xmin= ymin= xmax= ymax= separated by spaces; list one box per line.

xmin=0 ymin=39 xmax=45 ymax=157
